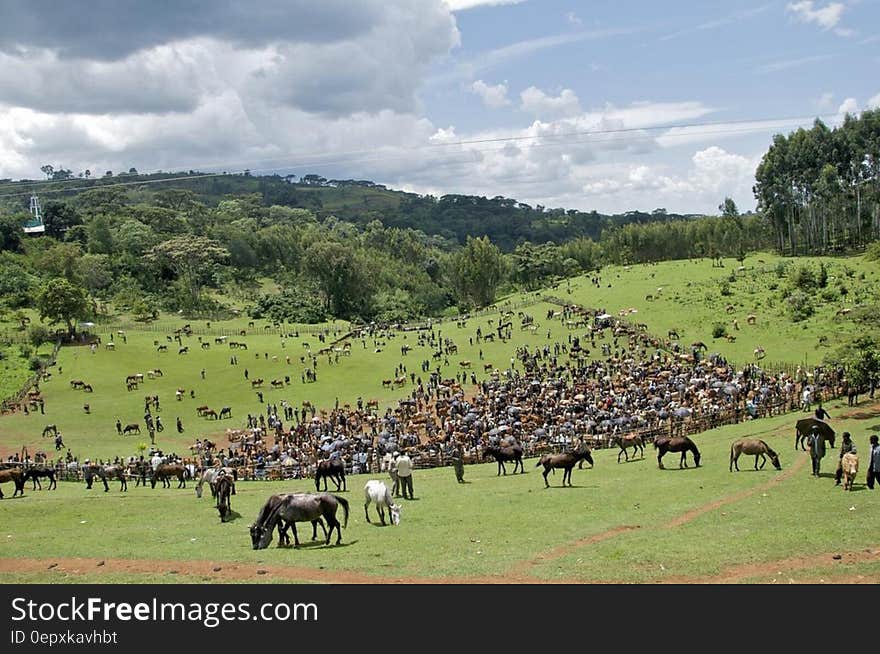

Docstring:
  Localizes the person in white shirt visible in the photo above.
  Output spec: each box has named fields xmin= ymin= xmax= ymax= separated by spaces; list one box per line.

xmin=396 ymin=450 xmax=414 ymax=499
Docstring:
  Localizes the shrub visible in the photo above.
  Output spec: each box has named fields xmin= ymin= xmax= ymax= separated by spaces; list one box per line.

xmin=786 ymin=290 xmax=814 ymax=322
xmin=712 ymin=323 xmax=727 ymax=338
xmin=790 ymin=265 xmax=817 ymax=292
xmin=719 ymin=281 xmax=732 ymax=296
xmin=27 ymin=325 xmax=52 ymax=347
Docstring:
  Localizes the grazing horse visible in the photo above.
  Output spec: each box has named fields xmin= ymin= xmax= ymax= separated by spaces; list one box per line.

xmin=195 ymin=467 xmax=237 ymax=498
xmin=151 ymin=463 xmax=190 ymax=489
xmin=203 ymin=409 xmax=218 ymax=419
xmin=42 ymin=424 xmax=58 ymax=438
xmin=536 ymin=449 xmax=594 ymax=488
xmin=84 ymin=464 xmax=128 ymax=492
xmin=122 ymin=423 xmax=140 ymax=435
xmin=612 ymin=434 xmax=645 ymax=463
xmin=249 ymin=494 xmax=327 ymax=548
xmin=729 ymin=438 xmax=781 ymax=472
xmin=315 ymin=459 xmax=347 ymax=492
xmin=483 ymin=444 xmax=524 ymax=475
xmin=250 ymin=493 xmax=349 ymax=549
xmin=25 ymin=466 xmax=57 ymax=490
xmin=0 ymin=468 xmax=25 ymax=498
xmin=841 ymin=452 xmax=859 ymax=491
xmin=363 ymin=479 xmax=401 ymax=526
xmin=215 ymin=474 xmax=235 ymax=522
xmin=218 ymin=406 xmax=232 ymax=419
xmin=654 ymin=436 xmax=701 ymax=469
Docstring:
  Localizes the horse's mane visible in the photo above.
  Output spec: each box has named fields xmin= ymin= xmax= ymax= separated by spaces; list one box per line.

xmin=254 ymin=494 xmax=284 ymax=532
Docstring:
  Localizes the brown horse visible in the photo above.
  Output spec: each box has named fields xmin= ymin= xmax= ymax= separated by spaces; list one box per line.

xmin=795 ymin=418 xmax=835 ymax=451
xmin=0 ymin=467 xmax=25 ymax=498
xmin=729 ymin=438 xmax=781 ymax=472
xmin=536 ymin=449 xmax=594 ymax=488
xmin=654 ymin=436 xmax=701 ymax=469
xmin=151 ymin=463 xmax=190 ymax=489
xmin=483 ymin=444 xmax=524 ymax=475
xmin=612 ymin=434 xmax=645 ymax=463
xmin=84 ymin=463 xmax=128 ymax=492
xmin=315 ymin=459 xmax=347 ymax=492
xmin=251 ymin=493 xmax=349 ymax=549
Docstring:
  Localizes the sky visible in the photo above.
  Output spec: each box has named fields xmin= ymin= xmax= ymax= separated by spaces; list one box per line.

xmin=0 ymin=0 xmax=878 ymax=215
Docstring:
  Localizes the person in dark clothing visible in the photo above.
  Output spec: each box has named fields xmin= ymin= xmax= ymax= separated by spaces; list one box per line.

xmin=176 ymin=417 xmax=184 ymax=433
xmin=808 ymin=425 xmax=825 ymax=477
xmin=814 ymin=404 xmax=831 ymax=421
xmin=867 ymin=435 xmax=880 ymax=490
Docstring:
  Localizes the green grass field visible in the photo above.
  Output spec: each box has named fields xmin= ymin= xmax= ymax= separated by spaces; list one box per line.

xmin=1 ymin=396 xmax=878 ymax=584
xmin=2 ymin=252 xmax=879 ymax=584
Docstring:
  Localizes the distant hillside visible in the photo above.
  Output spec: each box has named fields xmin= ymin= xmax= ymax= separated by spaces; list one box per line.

xmin=2 ymin=170 xmax=703 ymax=251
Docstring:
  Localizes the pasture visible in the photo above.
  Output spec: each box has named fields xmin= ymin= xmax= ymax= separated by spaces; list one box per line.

xmin=1 ymin=251 xmax=879 ymax=584
xmin=0 ymin=397 xmax=878 ymax=584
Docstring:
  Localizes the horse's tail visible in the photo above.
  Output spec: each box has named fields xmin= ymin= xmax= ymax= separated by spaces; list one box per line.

xmin=333 ymin=495 xmax=350 ymax=529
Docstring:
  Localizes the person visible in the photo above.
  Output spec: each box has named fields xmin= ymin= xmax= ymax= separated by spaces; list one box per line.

xmin=116 ymin=419 xmax=122 ymax=435
xmin=397 ymin=449 xmax=414 ymax=499
xmin=176 ymin=417 xmax=184 ymax=433
xmin=814 ymin=403 xmax=831 ymax=421
xmin=868 ymin=435 xmax=880 ymax=490
xmin=834 ymin=431 xmax=854 ymax=486
xmin=450 ymin=443 xmax=465 ymax=483
xmin=155 ymin=415 xmax=164 ymax=432
xmin=808 ymin=424 xmax=825 ymax=477
xmin=389 ymin=451 xmax=400 ymax=497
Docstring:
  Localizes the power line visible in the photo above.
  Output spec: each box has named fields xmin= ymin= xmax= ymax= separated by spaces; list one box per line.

xmin=0 ymin=112 xmax=836 ymax=199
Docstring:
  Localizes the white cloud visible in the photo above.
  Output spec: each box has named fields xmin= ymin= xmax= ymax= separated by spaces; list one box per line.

xmin=566 ymin=12 xmax=582 ymax=26
xmin=470 ymin=80 xmax=511 ymax=108
xmin=837 ymin=97 xmax=859 ymax=116
xmin=443 ymin=0 xmax=524 ymax=10
xmin=816 ymin=92 xmax=835 ymax=110
xmin=786 ymin=1 xmax=845 ymax=30
xmin=867 ymin=93 xmax=880 ymax=110
xmin=520 ymin=87 xmax=581 ymax=117
xmin=755 ymin=53 xmax=833 ymax=74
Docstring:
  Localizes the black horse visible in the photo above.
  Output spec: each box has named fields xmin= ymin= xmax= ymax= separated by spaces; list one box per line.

xmin=215 ymin=474 xmax=235 ymax=522
xmin=84 ymin=463 xmax=128 ymax=492
xmin=25 ymin=466 xmax=57 ymax=490
xmin=483 ymin=443 xmax=524 ymax=475
xmin=315 ymin=459 xmax=347 ymax=492
xmin=654 ymin=436 xmax=701 ymax=469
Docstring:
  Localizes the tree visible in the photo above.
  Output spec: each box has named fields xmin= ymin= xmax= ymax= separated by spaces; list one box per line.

xmin=303 ymin=241 xmax=375 ymax=318
xmin=36 ymin=278 xmax=91 ymax=338
xmin=41 ymin=201 xmax=82 ymax=239
xmin=40 ymin=164 xmax=54 ymax=180
xmin=449 ymin=236 xmax=507 ymax=308
xmin=145 ymin=236 xmax=229 ymax=308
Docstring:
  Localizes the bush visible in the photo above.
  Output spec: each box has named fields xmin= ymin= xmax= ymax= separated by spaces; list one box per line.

xmin=790 ymin=265 xmax=817 ymax=292
xmin=865 ymin=241 xmax=880 ymax=261
xmin=27 ymin=325 xmax=52 ymax=347
xmin=249 ymin=287 xmax=328 ymax=324
xmin=712 ymin=323 xmax=727 ymax=338
xmin=786 ymin=290 xmax=814 ymax=322
xmin=719 ymin=281 xmax=732 ymax=297
xmin=820 ymin=287 xmax=839 ymax=303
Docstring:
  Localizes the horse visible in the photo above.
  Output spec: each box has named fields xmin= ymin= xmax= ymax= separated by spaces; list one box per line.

xmin=215 ymin=474 xmax=235 ymax=522
xmin=535 ymin=449 xmax=594 ymax=488
xmin=0 ymin=467 xmax=25 ymax=498
xmin=42 ymin=424 xmax=58 ymax=438
xmin=84 ymin=464 xmax=128 ymax=492
xmin=363 ymin=479 xmax=401 ymax=526
xmin=203 ymin=409 xmax=217 ymax=419
xmin=249 ymin=494 xmax=327 ymax=548
xmin=729 ymin=438 xmax=781 ymax=472
xmin=218 ymin=406 xmax=232 ymax=419
xmin=122 ymin=423 xmax=140 ymax=435
xmin=483 ymin=443 xmax=524 ymax=475
xmin=611 ymin=434 xmax=645 ymax=463
xmin=250 ymin=492 xmax=349 ymax=549
xmin=795 ymin=419 xmax=836 ymax=451
xmin=25 ymin=466 xmax=57 ymax=490
xmin=195 ymin=466 xmax=237 ymax=498
xmin=841 ymin=452 xmax=859 ymax=491
xmin=654 ymin=436 xmax=701 ymax=469
xmin=315 ymin=459 xmax=347 ymax=492
xmin=151 ymin=463 xmax=190 ymax=489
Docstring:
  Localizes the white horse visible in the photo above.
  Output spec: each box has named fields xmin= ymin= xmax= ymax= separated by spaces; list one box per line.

xmin=195 ymin=466 xmax=236 ymax=498
xmin=363 ymin=479 xmax=401 ymax=526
